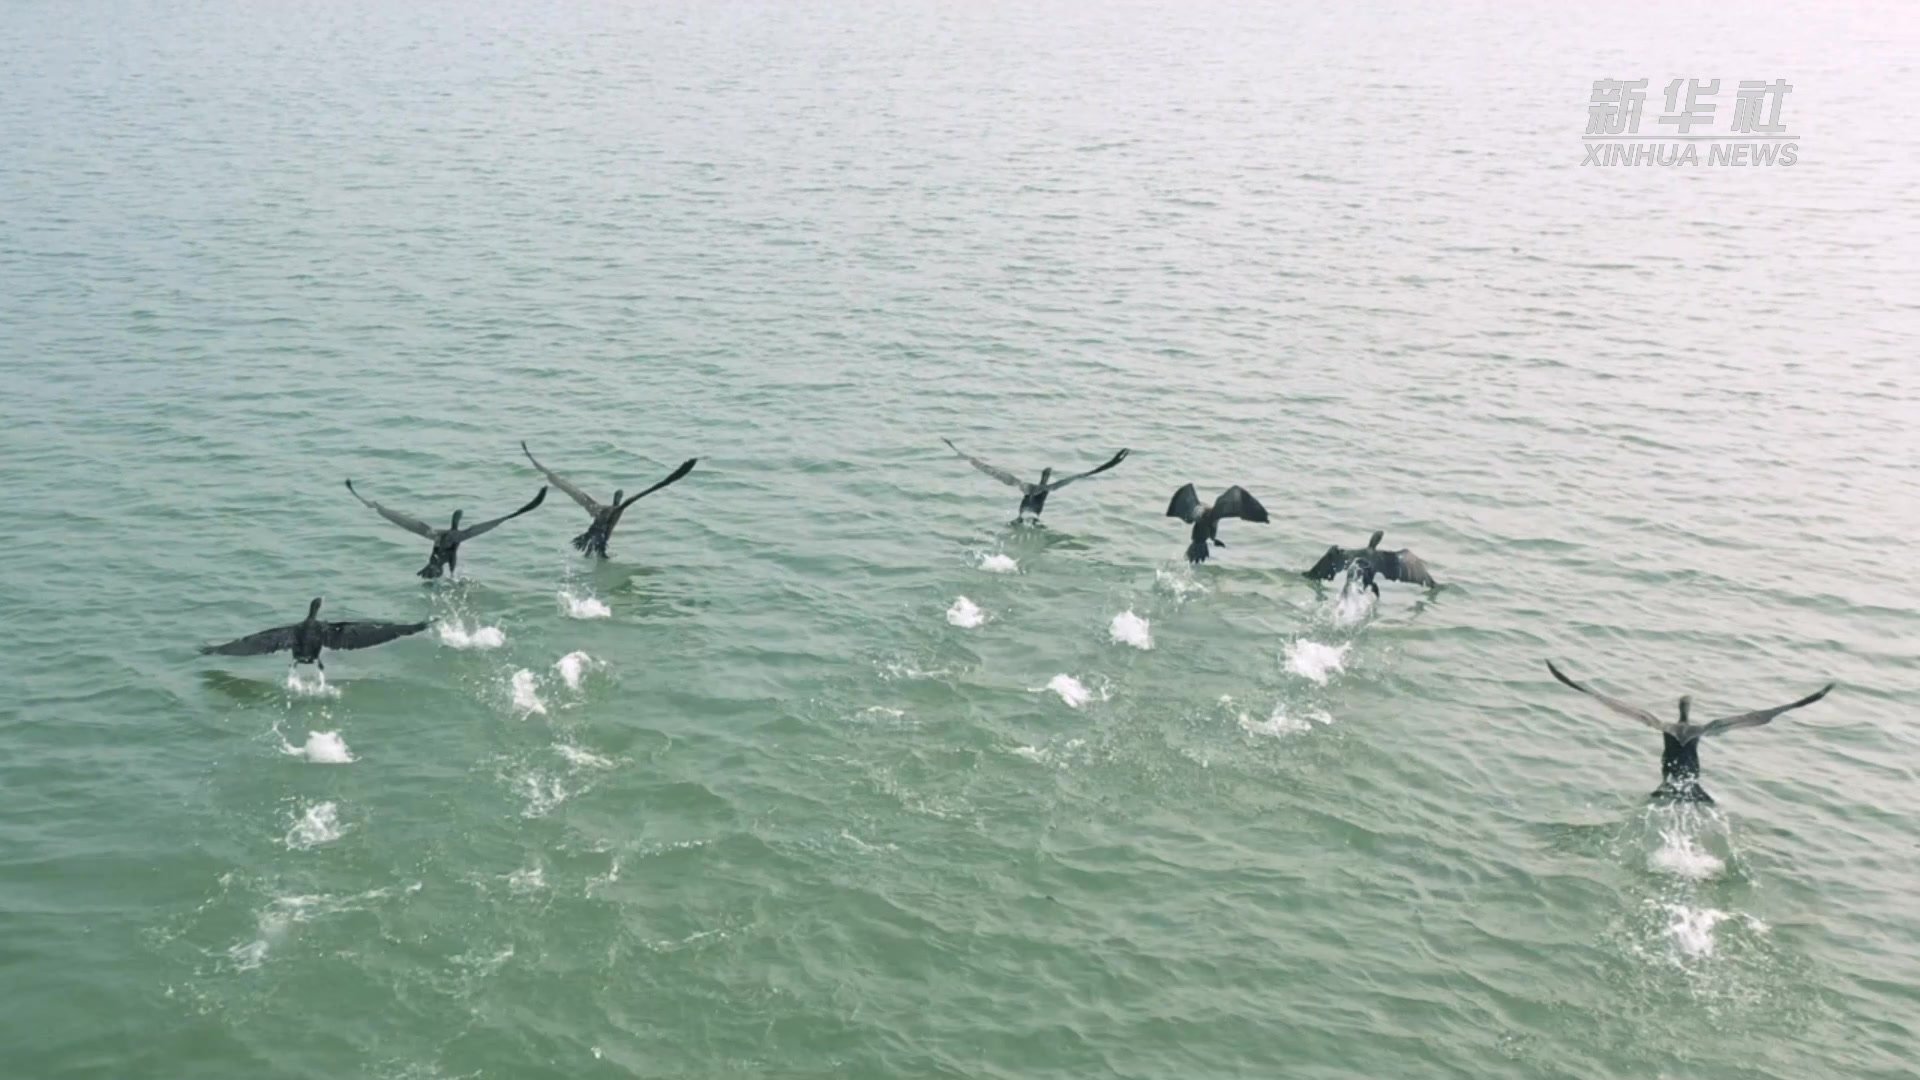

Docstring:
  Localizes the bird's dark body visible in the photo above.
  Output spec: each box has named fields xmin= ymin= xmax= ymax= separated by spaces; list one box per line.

xmin=522 ymin=442 xmax=698 ymax=560
xmin=1544 ymin=660 xmax=1834 ymax=808
xmin=346 ymin=478 xmax=547 ymax=580
xmin=200 ymin=598 xmax=428 ymax=670
xmin=1185 ymin=517 xmax=1220 ymax=564
xmin=1655 ymin=734 xmax=1712 ymax=804
xmin=1165 ymin=483 xmax=1268 ymax=564
xmin=941 ymin=439 xmax=1128 ymax=525
xmin=1303 ymin=531 xmax=1437 ymax=593
xmin=573 ymin=511 xmax=619 ymax=558
xmin=423 ymin=535 xmax=459 ymax=579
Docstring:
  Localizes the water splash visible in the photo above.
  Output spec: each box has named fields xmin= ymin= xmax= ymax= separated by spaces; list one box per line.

xmin=1658 ymin=903 xmax=1735 ymax=959
xmin=559 ymin=589 xmax=611 ymax=619
xmin=1239 ymin=703 xmax=1332 ymax=738
xmin=1330 ymin=572 xmax=1376 ymax=626
xmin=279 ymin=730 xmax=354 ymax=764
xmin=284 ymin=802 xmax=343 ymax=849
xmin=946 ymin=596 xmax=986 ymax=628
xmin=1042 ymin=674 xmax=1094 ymax=708
xmin=514 ymin=772 xmax=569 ymax=817
xmin=977 ymin=553 xmax=1018 ymax=574
xmin=283 ymin=668 xmax=339 ymax=699
xmin=1284 ymin=640 xmax=1350 ymax=685
xmin=437 ymin=620 xmax=506 ymax=650
xmin=554 ymin=741 xmax=613 ymax=770
xmin=1108 ymin=610 xmax=1152 ymax=649
xmin=554 ymin=651 xmax=593 ymax=690
xmin=509 ymin=670 xmax=547 ymax=716
xmin=1648 ymin=827 xmax=1726 ymax=881
xmin=1154 ymin=566 xmax=1206 ymax=600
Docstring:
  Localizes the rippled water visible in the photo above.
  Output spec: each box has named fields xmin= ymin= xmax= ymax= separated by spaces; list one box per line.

xmin=3 ymin=3 xmax=1917 ymax=1078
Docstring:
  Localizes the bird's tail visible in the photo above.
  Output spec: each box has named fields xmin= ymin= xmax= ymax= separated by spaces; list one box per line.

xmin=1186 ymin=538 xmax=1210 ymax=564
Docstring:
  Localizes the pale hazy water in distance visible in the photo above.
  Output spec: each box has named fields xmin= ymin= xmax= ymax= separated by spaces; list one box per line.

xmin=2 ymin=2 xmax=1918 ymax=1077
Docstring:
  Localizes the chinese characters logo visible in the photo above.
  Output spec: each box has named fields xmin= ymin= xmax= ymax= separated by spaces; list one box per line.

xmin=1584 ymin=79 xmax=1797 ymax=166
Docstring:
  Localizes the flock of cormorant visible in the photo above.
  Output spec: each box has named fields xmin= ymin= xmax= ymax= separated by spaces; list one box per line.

xmin=200 ymin=438 xmax=1838 ymax=807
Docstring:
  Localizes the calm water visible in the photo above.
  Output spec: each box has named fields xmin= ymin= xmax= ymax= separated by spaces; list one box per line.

xmin=3 ymin=3 xmax=1918 ymax=1078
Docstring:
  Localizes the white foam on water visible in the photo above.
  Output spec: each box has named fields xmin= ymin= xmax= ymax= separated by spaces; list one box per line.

xmin=283 ymin=668 xmax=339 ymax=699
xmin=1011 ymin=745 xmax=1050 ymax=763
xmin=284 ymin=801 xmax=343 ymax=849
xmin=946 ymin=596 xmax=986 ymax=628
xmin=555 ymin=651 xmax=593 ymax=690
xmin=554 ymin=741 xmax=613 ymax=770
xmin=1043 ymin=674 xmax=1094 ymax=708
xmin=559 ymin=589 xmax=611 ymax=619
xmin=507 ymin=865 xmax=546 ymax=893
xmin=280 ymin=730 xmax=354 ymax=764
xmin=977 ymin=553 xmax=1018 ymax=574
xmin=437 ymin=620 xmax=506 ymax=650
xmin=1109 ymin=610 xmax=1153 ymax=649
xmin=509 ymin=669 xmax=547 ymax=716
xmin=1284 ymin=640 xmax=1351 ymax=685
xmin=1649 ymin=828 xmax=1726 ymax=881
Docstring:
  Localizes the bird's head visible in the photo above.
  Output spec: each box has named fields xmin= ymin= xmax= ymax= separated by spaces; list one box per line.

xmin=1039 ymin=467 xmax=1053 ymax=485
xmin=1678 ymin=695 xmax=1693 ymax=724
xmin=450 ymin=509 xmax=464 ymax=530
xmin=612 ymin=489 xmax=625 ymax=505
xmin=307 ymin=597 xmax=324 ymax=618
xmin=1367 ymin=530 xmax=1384 ymax=550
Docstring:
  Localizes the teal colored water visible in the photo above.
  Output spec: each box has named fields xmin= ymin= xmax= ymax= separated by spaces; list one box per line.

xmin=3 ymin=4 xmax=1918 ymax=1078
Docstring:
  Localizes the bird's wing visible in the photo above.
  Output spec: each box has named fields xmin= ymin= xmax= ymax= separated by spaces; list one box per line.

xmin=1212 ymin=486 xmax=1270 ymax=523
xmin=521 ymin=441 xmax=602 ymax=513
xmin=1043 ymin=448 xmax=1130 ymax=491
xmin=345 ymin=480 xmax=438 ymax=538
xmin=1701 ymin=683 xmax=1835 ymax=738
xmin=1545 ymin=660 xmax=1668 ymax=733
xmin=616 ymin=458 xmax=698 ymax=511
xmin=324 ymin=619 xmax=430 ymax=651
xmin=200 ymin=624 xmax=298 ymax=656
xmin=452 ymin=486 xmax=548 ymax=540
xmin=942 ymin=438 xmax=1026 ymax=489
xmin=1165 ymin=483 xmax=1203 ymax=522
xmin=1380 ymin=549 xmax=1439 ymax=587
xmin=1303 ymin=545 xmax=1354 ymax=580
